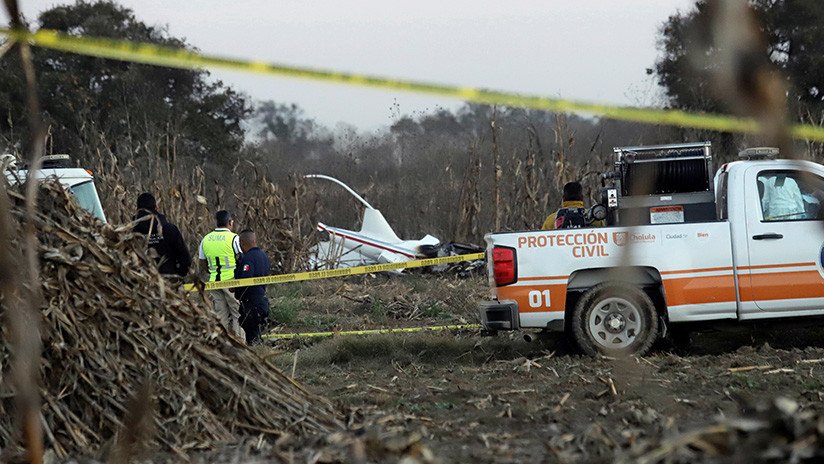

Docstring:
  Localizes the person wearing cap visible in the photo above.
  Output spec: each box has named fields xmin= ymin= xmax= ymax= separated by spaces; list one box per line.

xmin=198 ymin=210 xmax=245 ymax=340
xmin=234 ymin=229 xmax=270 ymax=344
xmin=133 ymin=192 xmax=191 ymax=277
xmin=541 ymin=181 xmax=605 ymax=230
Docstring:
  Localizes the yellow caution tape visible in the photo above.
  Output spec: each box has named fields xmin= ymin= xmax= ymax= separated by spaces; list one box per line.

xmin=262 ymin=323 xmax=481 ymax=340
xmin=2 ymin=27 xmax=824 ymax=141
xmin=183 ymin=252 xmax=485 ymax=292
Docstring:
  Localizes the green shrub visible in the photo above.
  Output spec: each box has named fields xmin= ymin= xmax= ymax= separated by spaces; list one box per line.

xmin=270 ymin=298 xmax=301 ymax=325
xmin=268 ymin=282 xmax=305 ymax=299
xmin=423 ymin=302 xmax=448 ymax=319
xmin=370 ymin=298 xmax=386 ymax=320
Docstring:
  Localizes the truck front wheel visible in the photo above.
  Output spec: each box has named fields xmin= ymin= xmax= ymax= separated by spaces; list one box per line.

xmin=571 ymin=284 xmax=659 ymax=356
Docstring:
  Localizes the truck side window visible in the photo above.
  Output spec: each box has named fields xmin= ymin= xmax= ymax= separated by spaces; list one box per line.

xmin=757 ymin=170 xmax=824 ymax=222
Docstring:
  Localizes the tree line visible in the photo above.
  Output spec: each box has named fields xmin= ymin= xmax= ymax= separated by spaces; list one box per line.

xmin=1 ymin=0 xmax=823 ymax=244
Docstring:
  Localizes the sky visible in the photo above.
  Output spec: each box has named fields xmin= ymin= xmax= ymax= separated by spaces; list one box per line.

xmin=7 ymin=0 xmax=698 ymax=131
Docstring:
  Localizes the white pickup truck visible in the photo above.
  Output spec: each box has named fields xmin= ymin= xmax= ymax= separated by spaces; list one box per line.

xmin=480 ymin=142 xmax=824 ymax=356
xmin=4 ymin=154 xmax=107 ymax=222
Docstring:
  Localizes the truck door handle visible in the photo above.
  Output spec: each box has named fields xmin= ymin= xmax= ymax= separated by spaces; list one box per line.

xmin=752 ymin=233 xmax=783 ymax=240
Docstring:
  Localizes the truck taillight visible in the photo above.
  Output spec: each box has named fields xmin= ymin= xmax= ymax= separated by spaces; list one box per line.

xmin=492 ymin=246 xmax=517 ymax=286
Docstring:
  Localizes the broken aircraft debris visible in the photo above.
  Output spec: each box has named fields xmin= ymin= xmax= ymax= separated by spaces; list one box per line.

xmin=305 ymin=174 xmax=483 ymax=275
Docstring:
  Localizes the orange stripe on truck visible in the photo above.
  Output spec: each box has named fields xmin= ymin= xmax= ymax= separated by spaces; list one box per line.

xmin=663 ymin=274 xmax=737 ymax=306
xmin=660 ymin=266 xmax=733 ymax=275
xmin=739 ymin=270 xmax=824 ymax=302
xmin=506 ymin=264 xmax=823 ymax=312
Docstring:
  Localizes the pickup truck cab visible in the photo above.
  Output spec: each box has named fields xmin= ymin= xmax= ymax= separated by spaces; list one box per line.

xmin=4 ymin=154 xmax=107 ymax=223
xmin=481 ymin=142 xmax=824 ymax=355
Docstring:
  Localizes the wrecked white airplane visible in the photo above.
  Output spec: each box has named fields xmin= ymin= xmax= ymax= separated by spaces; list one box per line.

xmin=306 ymin=174 xmax=477 ymax=270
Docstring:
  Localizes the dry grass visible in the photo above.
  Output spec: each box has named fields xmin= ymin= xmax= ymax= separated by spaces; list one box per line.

xmin=284 ymin=331 xmax=537 ymax=369
xmin=264 ymin=273 xmax=486 ymax=336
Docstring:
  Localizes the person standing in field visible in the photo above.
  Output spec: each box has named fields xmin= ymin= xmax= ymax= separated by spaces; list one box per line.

xmin=234 ymin=229 xmax=271 ymax=344
xmin=133 ymin=192 xmax=191 ymax=277
xmin=541 ymin=181 xmax=605 ymax=230
xmin=198 ymin=210 xmax=245 ymax=340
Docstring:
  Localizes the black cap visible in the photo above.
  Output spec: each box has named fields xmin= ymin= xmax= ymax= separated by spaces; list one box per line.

xmin=562 ymin=182 xmax=584 ymax=202
xmin=137 ymin=192 xmax=157 ymax=211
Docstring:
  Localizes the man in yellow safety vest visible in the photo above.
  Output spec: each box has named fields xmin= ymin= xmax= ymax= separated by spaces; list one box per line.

xmin=198 ymin=210 xmax=245 ymax=340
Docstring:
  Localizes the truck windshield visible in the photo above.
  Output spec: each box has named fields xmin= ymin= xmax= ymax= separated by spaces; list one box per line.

xmin=70 ymin=180 xmax=107 ymax=223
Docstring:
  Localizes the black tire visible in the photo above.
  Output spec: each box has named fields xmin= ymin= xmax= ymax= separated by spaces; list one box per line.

xmin=571 ymin=283 xmax=659 ymax=357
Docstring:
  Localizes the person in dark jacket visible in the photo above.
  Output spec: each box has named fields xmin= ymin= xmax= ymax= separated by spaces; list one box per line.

xmin=133 ymin=192 xmax=192 ymax=277
xmin=234 ymin=229 xmax=270 ymax=344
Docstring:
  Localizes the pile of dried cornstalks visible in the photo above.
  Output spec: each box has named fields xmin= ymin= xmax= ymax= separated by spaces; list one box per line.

xmin=0 ymin=183 xmax=341 ymax=459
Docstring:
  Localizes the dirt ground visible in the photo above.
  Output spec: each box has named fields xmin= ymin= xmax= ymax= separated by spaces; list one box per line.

xmin=260 ymin=273 xmax=824 ymax=463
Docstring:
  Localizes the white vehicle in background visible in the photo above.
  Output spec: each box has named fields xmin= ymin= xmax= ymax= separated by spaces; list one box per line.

xmin=4 ymin=154 xmax=107 ymax=223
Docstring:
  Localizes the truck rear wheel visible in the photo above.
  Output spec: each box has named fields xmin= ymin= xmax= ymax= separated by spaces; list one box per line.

xmin=571 ymin=283 xmax=659 ymax=356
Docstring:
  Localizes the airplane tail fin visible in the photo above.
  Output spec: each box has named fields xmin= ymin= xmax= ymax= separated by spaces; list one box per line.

xmin=360 ymin=208 xmax=401 ymax=243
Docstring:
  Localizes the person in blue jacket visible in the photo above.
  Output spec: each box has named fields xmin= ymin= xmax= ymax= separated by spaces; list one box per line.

xmin=234 ymin=229 xmax=270 ymax=344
